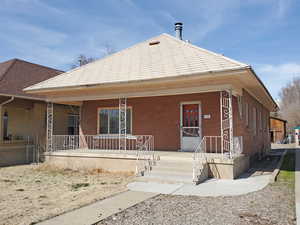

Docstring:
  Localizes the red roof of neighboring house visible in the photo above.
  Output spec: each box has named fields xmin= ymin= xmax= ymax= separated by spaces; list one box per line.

xmin=0 ymin=58 xmax=63 ymax=99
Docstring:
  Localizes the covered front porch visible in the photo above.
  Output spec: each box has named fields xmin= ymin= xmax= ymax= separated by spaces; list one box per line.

xmin=44 ymin=89 xmax=245 ymax=182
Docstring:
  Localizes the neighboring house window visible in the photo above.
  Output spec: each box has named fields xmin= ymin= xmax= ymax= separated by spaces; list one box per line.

xmin=3 ymin=111 xmax=8 ymax=140
xmin=98 ymin=108 xmax=132 ymax=134
xmin=68 ymin=114 xmax=79 ymax=135
xmin=253 ymin=107 xmax=257 ymax=135
xmin=245 ymin=102 xmax=249 ymax=127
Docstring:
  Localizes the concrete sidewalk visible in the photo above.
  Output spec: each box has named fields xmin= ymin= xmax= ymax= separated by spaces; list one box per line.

xmin=296 ymin=149 xmax=300 ymax=225
xmin=37 ymin=191 xmax=157 ymax=225
xmin=128 ymin=174 xmax=271 ymax=197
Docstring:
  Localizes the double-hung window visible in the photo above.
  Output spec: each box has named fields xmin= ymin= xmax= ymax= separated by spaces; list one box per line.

xmin=253 ymin=107 xmax=257 ymax=135
xmin=98 ymin=108 xmax=132 ymax=134
xmin=68 ymin=114 xmax=79 ymax=135
xmin=245 ymin=102 xmax=249 ymax=127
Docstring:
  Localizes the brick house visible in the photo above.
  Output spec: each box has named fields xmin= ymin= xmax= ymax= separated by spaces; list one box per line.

xmin=25 ymin=30 xmax=277 ymax=181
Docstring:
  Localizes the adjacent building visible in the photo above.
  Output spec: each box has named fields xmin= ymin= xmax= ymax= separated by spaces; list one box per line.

xmin=0 ymin=58 xmax=78 ymax=166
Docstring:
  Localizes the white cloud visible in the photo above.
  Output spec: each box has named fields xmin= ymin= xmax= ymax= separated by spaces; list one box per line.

xmin=255 ymin=63 xmax=300 ymax=99
xmin=1 ymin=0 xmax=64 ymax=15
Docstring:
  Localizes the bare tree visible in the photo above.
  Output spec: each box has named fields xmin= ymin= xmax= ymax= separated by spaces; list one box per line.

xmin=102 ymin=42 xmax=115 ymax=56
xmin=70 ymin=43 xmax=115 ymax=69
xmin=279 ymin=77 xmax=300 ymax=130
xmin=71 ymin=54 xmax=96 ymax=69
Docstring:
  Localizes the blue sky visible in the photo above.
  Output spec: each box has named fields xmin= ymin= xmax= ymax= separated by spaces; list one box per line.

xmin=1 ymin=0 xmax=300 ymax=99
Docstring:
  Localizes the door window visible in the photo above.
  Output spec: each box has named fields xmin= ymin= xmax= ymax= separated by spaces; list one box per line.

xmin=182 ymin=104 xmax=200 ymax=137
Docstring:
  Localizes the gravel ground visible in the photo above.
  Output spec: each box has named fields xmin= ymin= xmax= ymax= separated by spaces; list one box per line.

xmin=98 ymin=154 xmax=295 ymax=225
xmin=0 ymin=164 xmax=133 ymax=225
xmin=98 ymin=182 xmax=295 ymax=225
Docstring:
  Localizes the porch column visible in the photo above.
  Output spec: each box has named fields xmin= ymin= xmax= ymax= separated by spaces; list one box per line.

xmin=220 ymin=90 xmax=233 ymax=157
xmin=119 ymin=97 xmax=127 ymax=150
xmin=46 ymin=102 xmax=53 ymax=152
xmin=228 ymin=90 xmax=234 ymax=156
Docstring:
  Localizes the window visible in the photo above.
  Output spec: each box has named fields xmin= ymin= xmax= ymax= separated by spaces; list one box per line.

xmin=68 ymin=114 xmax=79 ymax=135
xmin=237 ymin=96 xmax=243 ymax=119
xmin=98 ymin=108 xmax=131 ymax=134
xmin=253 ymin=107 xmax=257 ymax=135
xmin=3 ymin=111 xmax=8 ymax=140
xmin=245 ymin=103 xmax=249 ymax=127
xmin=258 ymin=110 xmax=262 ymax=131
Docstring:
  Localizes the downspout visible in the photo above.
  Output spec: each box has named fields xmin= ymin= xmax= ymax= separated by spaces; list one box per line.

xmin=0 ymin=96 xmax=14 ymax=142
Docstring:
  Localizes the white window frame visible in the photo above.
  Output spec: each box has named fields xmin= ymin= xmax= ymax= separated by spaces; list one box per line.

xmin=258 ymin=110 xmax=262 ymax=131
xmin=245 ymin=102 xmax=249 ymax=127
xmin=237 ymin=96 xmax=243 ymax=119
xmin=97 ymin=107 xmax=132 ymax=135
xmin=253 ymin=107 xmax=257 ymax=135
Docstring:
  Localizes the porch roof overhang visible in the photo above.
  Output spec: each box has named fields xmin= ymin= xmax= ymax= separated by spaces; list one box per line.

xmin=25 ymin=67 xmax=277 ymax=111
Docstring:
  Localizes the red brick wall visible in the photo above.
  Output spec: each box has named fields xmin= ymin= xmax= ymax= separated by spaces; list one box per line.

xmin=81 ymin=92 xmax=221 ymax=151
xmin=80 ymin=90 xmax=271 ymax=155
xmin=233 ymin=89 xmax=270 ymax=158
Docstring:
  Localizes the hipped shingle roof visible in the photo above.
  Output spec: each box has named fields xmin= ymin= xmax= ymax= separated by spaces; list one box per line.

xmin=25 ymin=33 xmax=249 ymax=92
xmin=0 ymin=58 xmax=62 ymax=98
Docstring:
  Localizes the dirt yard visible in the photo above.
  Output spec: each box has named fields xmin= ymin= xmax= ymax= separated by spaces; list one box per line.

xmin=0 ymin=164 xmax=133 ymax=225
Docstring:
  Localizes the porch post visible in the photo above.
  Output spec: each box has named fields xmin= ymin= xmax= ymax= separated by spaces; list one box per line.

xmin=228 ymin=90 xmax=234 ymax=157
xmin=119 ymin=97 xmax=127 ymax=150
xmin=46 ymin=102 xmax=53 ymax=152
xmin=220 ymin=90 xmax=233 ymax=157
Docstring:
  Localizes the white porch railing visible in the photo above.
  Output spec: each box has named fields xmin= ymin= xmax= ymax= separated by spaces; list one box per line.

xmin=52 ymin=135 xmax=153 ymax=152
xmin=193 ymin=136 xmax=243 ymax=183
xmin=51 ymin=134 xmax=155 ymax=175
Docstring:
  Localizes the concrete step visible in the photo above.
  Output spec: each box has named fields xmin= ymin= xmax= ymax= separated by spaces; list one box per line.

xmin=152 ymin=163 xmax=193 ymax=173
xmin=156 ymin=160 xmax=193 ymax=167
xmin=137 ymin=171 xmax=193 ymax=184
xmin=151 ymin=165 xmax=193 ymax=174
xmin=149 ymin=169 xmax=192 ymax=177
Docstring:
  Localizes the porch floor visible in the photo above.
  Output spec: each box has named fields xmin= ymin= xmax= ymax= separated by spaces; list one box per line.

xmin=46 ymin=149 xmax=231 ymax=160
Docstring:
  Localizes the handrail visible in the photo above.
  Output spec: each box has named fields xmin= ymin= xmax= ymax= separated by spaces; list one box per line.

xmin=193 ymin=136 xmax=206 ymax=181
xmin=135 ymin=135 xmax=155 ymax=175
xmin=192 ymin=135 xmax=243 ymax=183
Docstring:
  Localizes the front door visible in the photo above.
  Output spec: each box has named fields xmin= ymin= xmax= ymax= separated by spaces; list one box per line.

xmin=180 ymin=103 xmax=201 ymax=151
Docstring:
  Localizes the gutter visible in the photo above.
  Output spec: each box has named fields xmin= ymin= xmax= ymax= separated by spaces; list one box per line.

xmin=0 ymin=93 xmax=44 ymax=101
xmin=24 ymin=66 xmax=249 ymax=94
xmin=0 ymin=96 xmax=14 ymax=106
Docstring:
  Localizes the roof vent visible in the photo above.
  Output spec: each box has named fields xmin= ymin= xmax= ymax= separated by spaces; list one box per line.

xmin=175 ymin=22 xmax=183 ymax=40
xmin=149 ymin=41 xmax=160 ymax=46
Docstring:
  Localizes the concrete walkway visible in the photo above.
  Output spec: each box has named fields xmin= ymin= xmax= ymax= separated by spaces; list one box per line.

xmin=128 ymin=174 xmax=271 ymax=197
xmin=296 ymin=148 xmax=300 ymax=225
xmin=37 ymin=191 xmax=157 ymax=225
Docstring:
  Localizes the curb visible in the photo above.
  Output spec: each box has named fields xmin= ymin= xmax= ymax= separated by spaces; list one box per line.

xmin=269 ymin=150 xmax=287 ymax=183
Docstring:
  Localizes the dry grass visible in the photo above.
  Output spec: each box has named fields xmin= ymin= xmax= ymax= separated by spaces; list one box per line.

xmin=0 ymin=164 xmax=133 ymax=225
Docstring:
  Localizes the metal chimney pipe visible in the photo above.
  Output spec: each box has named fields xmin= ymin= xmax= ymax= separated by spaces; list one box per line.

xmin=175 ymin=22 xmax=183 ymax=40
xmin=175 ymin=22 xmax=182 ymax=40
